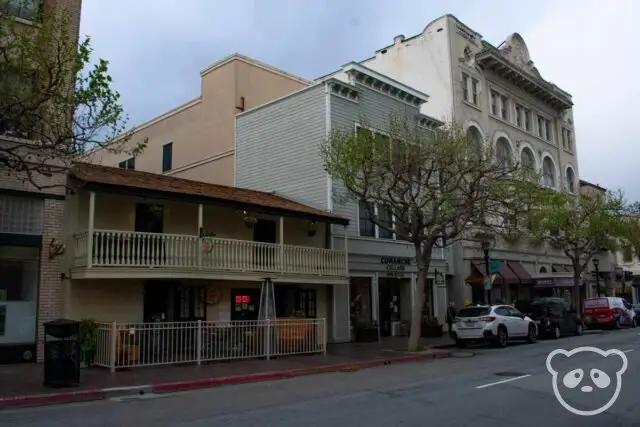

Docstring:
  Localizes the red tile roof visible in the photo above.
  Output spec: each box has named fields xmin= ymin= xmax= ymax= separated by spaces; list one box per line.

xmin=70 ymin=163 xmax=348 ymax=224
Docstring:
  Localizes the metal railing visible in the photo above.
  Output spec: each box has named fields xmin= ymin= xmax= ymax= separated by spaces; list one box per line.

xmin=72 ymin=230 xmax=347 ymax=278
xmin=94 ymin=319 xmax=327 ymax=372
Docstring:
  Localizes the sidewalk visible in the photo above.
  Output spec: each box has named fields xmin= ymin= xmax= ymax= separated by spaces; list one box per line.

xmin=0 ymin=336 xmax=453 ymax=409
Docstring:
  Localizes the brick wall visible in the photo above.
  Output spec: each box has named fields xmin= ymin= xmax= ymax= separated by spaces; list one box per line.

xmin=0 ymin=167 xmax=67 ymax=361
xmin=0 ymin=1 xmax=82 ymax=362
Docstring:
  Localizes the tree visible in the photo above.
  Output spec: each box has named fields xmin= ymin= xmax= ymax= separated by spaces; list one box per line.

xmin=321 ymin=114 xmax=533 ymax=350
xmin=526 ymin=187 xmax=634 ymax=307
xmin=0 ymin=1 xmax=144 ymax=189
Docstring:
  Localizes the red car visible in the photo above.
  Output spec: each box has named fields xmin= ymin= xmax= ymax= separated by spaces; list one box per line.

xmin=583 ymin=297 xmax=638 ymax=329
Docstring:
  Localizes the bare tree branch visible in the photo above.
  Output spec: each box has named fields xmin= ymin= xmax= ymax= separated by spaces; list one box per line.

xmin=321 ymin=112 xmax=533 ymax=350
xmin=0 ymin=1 xmax=146 ymax=189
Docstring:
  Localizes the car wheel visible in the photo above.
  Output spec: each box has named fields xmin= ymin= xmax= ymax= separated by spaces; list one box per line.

xmin=493 ymin=327 xmax=508 ymax=348
xmin=526 ymin=324 xmax=537 ymax=343
xmin=553 ymin=326 xmax=561 ymax=339
xmin=456 ymin=339 xmax=467 ymax=348
xmin=575 ymin=323 xmax=583 ymax=336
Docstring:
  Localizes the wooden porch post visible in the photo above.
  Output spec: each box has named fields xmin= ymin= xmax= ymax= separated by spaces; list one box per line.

xmin=87 ymin=191 xmax=95 ymax=268
xmin=279 ymin=216 xmax=284 ymax=273
xmin=343 ymin=225 xmax=349 ymax=276
xmin=197 ymin=204 xmax=203 ymax=268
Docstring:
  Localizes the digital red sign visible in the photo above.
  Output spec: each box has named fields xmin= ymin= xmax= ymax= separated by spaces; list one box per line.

xmin=235 ymin=295 xmax=251 ymax=304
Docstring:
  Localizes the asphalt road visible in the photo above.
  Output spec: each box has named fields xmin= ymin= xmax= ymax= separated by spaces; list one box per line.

xmin=2 ymin=329 xmax=640 ymax=427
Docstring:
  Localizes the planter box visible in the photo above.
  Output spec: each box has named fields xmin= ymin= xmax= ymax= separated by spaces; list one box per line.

xmin=355 ymin=327 xmax=378 ymax=342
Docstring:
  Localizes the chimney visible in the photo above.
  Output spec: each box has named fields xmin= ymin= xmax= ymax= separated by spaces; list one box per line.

xmin=393 ymin=34 xmax=405 ymax=45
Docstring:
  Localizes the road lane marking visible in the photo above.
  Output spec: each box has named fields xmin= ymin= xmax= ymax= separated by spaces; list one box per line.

xmin=475 ymin=374 xmax=531 ymax=389
xmin=623 ymin=349 xmax=634 ymax=353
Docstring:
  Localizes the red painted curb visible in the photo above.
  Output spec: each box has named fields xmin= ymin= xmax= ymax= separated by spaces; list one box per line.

xmin=0 ymin=351 xmax=450 ymax=409
xmin=0 ymin=389 xmax=105 ymax=409
xmin=152 ymin=351 xmax=449 ymax=394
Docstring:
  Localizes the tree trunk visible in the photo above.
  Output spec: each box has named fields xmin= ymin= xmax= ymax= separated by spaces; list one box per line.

xmin=408 ymin=243 xmax=432 ymax=352
xmin=573 ymin=274 xmax=582 ymax=312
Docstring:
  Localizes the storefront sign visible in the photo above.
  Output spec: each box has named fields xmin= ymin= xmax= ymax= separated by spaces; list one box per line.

xmin=380 ymin=256 xmax=411 ymax=277
xmin=534 ymin=277 xmax=576 ymax=288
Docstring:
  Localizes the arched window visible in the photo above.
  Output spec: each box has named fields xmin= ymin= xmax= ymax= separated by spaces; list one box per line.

xmin=496 ymin=137 xmax=512 ymax=175
xmin=466 ymin=126 xmax=483 ymax=154
xmin=520 ymin=147 xmax=536 ymax=178
xmin=539 ymin=266 xmax=547 ymax=273
xmin=565 ymin=167 xmax=576 ymax=193
xmin=542 ymin=157 xmax=556 ymax=188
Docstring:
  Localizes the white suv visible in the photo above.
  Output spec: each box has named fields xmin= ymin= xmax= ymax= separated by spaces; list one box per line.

xmin=453 ymin=304 xmax=538 ymax=348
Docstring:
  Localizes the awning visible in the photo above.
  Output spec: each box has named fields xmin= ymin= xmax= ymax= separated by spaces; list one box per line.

xmin=465 ymin=260 xmax=527 ymax=286
xmin=494 ymin=262 xmax=521 ymax=286
xmin=507 ymin=262 xmax=534 ymax=285
xmin=552 ymin=265 xmax=571 ymax=273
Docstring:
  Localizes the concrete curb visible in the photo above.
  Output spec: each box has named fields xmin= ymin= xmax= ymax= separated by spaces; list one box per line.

xmin=0 ymin=351 xmax=450 ymax=410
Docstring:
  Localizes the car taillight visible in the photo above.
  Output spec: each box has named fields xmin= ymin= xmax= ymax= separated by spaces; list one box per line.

xmin=545 ymin=317 xmax=552 ymax=326
xmin=478 ymin=316 xmax=496 ymax=322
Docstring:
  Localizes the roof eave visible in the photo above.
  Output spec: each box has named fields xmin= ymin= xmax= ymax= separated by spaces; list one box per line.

xmin=71 ymin=177 xmax=349 ymax=226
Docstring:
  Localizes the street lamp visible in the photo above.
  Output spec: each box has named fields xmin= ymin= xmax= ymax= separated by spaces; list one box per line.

xmin=482 ymin=240 xmax=491 ymax=305
xmin=593 ymin=258 xmax=601 ymax=297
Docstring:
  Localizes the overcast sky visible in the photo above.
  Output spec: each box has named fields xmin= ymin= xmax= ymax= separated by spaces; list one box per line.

xmin=80 ymin=0 xmax=638 ymax=199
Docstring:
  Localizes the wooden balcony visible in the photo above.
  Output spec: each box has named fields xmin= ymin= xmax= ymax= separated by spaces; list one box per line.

xmin=71 ymin=230 xmax=348 ymax=283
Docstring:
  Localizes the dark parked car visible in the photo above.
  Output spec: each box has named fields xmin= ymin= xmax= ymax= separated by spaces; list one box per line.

xmin=515 ymin=298 xmax=582 ymax=338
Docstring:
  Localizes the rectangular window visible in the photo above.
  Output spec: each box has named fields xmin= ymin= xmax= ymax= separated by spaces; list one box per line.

xmin=377 ymin=206 xmax=393 ymax=239
xmin=545 ymin=119 xmax=553 ymax=142
xmin=358 ymin=201 xmax=375 ymax=237
xmin=490 ymin=91 xmax=499 ymax=115
xmin=561 ymin=128 xmax=567 ymax=149
xmin=515 ymin=104 xmax=523 ymax=128
xmin=471 ymin=79 xmax=478 ymax=105
xmin=537 ymin=115 xmax=546 ymax=139
xmin=0 ymin=195 xmax=43 ymax=234
xmin=566 ymin=130 xmax=573 ymax=151
xmin=524 ymin=109 xmax=531 ymax=131
xmin=3 ymin=0 xmax=42 ymax=21
xmin=462 ymin=74 xmax=479 ymax=105
xmin=118 ymin=157 xmax=135 ymax=170
xmin=162 ymin=142 xmax=173 ymax=172
xmin=500 ymin=95 xmax=509 ymax=120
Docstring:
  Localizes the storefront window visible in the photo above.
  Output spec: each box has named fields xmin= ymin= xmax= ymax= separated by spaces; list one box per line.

xmin=350 ymin=277 xmax=372 ymax=324
xmin=0 ymin=246 xmax=39 ymax=344
xmin=0 ymin=195 xmax=43 ymax=234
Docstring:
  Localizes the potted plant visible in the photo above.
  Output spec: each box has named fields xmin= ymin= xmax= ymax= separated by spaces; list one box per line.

xmin=354 ymin=318 xmax=378 ymax=342
xmin=78 ymin=319 xmax=98 ymax=368
xmin=421 ymin=316 xmax=443 ymax=338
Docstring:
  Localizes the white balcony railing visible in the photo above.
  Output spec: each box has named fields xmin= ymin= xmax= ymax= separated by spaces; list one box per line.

xmin=72 ymin=230 xmax=347 ymax=278
xmin=93 ymin=319 xmax=327 ymax=372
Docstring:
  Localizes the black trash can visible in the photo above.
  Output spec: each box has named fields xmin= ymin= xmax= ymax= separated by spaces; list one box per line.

xmin=43 ymin=319 xmax=80 ymax=387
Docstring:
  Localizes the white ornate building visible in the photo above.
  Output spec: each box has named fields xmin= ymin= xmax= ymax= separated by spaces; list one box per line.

xmin=331 ymin=14 xmax=585 ymax=308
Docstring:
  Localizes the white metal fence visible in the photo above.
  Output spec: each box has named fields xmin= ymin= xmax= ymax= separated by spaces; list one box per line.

xmin=94 ymin=319 xmax=327 ymax=372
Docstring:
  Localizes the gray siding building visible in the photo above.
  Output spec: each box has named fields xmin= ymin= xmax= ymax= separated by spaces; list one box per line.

xmin=236 ymin=62 xmax=450 ymax=341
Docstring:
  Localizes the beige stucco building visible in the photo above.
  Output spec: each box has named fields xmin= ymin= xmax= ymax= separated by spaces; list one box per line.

xmin=57 ymin=163 xmax=349 ymax=368
xmin=0 ymin=0 xmax=82 ymax=363
xmin=88 ymin=54 xmax=310 ymax=186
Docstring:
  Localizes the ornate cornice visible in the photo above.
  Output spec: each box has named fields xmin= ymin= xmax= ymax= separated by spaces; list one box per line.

xmin=476 ymin=41 xmax=572 ymax=111
xmin=342 ymin=63 xmax=429 ymax=108
xmin=328 ymin=81 xmax=359 ymax=103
